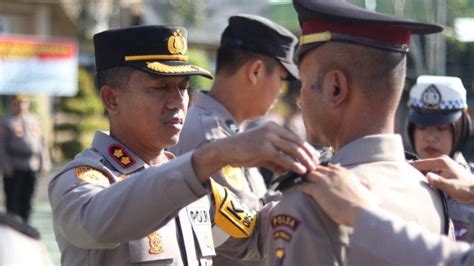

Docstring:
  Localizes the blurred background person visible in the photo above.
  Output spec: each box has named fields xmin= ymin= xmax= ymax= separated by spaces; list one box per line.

xmin=407 ymin=75 xmax=473 ymax=241
xmin=0 ymin=95 xmax=51 ymax=224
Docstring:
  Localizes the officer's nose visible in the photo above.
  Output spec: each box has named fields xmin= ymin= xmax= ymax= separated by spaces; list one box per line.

xmin=167 ymin=87 xmax=188 ymax=110
xmin=424 ymin=128 xmax=438 ymax=143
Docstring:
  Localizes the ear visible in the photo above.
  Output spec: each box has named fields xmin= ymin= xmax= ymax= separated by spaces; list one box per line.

xmin=324 ymin=70 xmax=349 ymax=107
xmin=246 ymin=60 xmax=264 ymax=85
xmin=100 ymin=85 xmax=120 ymax=114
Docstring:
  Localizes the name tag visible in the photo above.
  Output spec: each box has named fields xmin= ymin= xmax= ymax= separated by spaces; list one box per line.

xmin=187 ymin=207 xmax=211 ymax=226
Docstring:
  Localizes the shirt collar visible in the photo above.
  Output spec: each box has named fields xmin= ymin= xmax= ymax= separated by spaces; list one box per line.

xmin=92 ymin=131 xmax=146 ymax=174
xmin=194 ymin=91 xmax=240 ymax=133
xmin=330 ymin=134 xmax=405 ymax=166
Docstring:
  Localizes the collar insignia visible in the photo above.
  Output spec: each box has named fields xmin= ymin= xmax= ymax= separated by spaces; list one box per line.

xmin=421 ymin=84 xmax=442 ymax=109
xmin=108 ymin=144 xmax=135 ymax=168
xmin=168 ymin=29 xmax=187 ymax=55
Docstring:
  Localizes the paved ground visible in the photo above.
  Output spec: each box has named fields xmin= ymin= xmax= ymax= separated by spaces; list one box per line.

xmin=1 ymin=168 xmax=61 ymax=265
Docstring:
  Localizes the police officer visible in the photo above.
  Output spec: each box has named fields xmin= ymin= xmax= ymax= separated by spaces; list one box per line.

xmin=170 ymin=16 xmax=298 ymax=266
xmin=170 ymin=15 xmax=300 ymax=265
xmin=301 ymin=158 xmax=474 ymax=266
xmin=406 ymin=75 xmax=474 ymax=242
xmin=267 ymin=0 xmax=450 ymax=265
xmin=48 ymin=25 xmax=318 ymax=265
xmin=0 ymin=95 xmax=51 ymax=223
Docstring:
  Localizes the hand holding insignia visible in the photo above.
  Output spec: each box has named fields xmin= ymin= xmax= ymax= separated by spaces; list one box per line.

xmin=411 ymin=156 xmax=474 ymax=203
xmin=192 ymin=122 xmax=320 ymax=182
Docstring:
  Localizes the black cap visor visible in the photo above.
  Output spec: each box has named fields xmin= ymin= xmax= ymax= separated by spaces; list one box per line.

xmin=278 ymin=58 xmax=299 ymax=80
xmin=130 ymin=60 xmax=213 ymax=79
xmin=409 ymin=110 xmax=462 ymax=127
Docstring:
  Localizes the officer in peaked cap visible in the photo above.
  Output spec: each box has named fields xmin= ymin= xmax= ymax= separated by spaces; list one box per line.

xmin=169 ymin=14 xmax=300 ymax=266
xmin=407 ymin=75 xmax=474 ymax=242
xmin=267 ymin=0 xmax=452 ymax=265
xmin=48 ymin=25 xmax=319 ymax=265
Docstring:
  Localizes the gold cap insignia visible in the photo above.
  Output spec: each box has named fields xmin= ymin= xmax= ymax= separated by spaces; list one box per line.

xmin=167 ymin=30 xmax=187 ymax=55
xmin=109 ymin=144 xmax=135 ymax=168
xmin=148 ymin=232 xmax=164 ymax=254
xmin=75 ymin=167 xmax=110 ymax=187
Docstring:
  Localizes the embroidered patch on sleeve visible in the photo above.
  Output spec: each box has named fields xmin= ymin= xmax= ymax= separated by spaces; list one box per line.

xmin=210 ymin=179 xmax=256 ymax=238
xmin=75 ymin=167 xmax=110 ymax=187
xmin=271 ymin=215 xmax=300 ymax=231
xmin=273 ymin=230 xmax=292 ymax=242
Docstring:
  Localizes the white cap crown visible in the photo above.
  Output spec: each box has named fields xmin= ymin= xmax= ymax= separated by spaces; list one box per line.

xmin=408 ymin=75 xmax=467 ymax=111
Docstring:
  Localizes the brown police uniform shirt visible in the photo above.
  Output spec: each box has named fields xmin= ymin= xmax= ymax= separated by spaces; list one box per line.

xmin=170 ymin=92 xmax=271 ymax=266
xmin=49 ymin=131 xmax=215 ymax=265
xmin=268 ymin=134 xmax=448 ymax=265
xmin=170 ymin=92 xmax=270 ymax=211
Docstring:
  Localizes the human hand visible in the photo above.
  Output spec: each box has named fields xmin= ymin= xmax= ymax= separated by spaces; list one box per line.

xmin=302 ymin=164 xmax=375 ymax=226
xmin=193 ymin=122 xmax=319 ymax=182
xmin=410 ymin=156 xmax=474 ymax=203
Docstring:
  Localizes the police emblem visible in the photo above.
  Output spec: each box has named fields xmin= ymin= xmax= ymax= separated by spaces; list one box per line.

xmin=221 ymin=165 xmax=246 ymax=191
xmin=167 ymin=29 xmax=187 ymax=55
xmin=148 ymin=232 xmax=164 ymax=254
xmin=75 ymin=167 xmax=110 ymax=187
xmin=421 ymin=84 xmax=442 ymax=109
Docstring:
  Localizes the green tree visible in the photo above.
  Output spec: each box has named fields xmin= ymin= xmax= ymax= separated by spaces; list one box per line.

xmin=54 ymin=68 xmax=108 ymax=161
xmin=188 ymin=48 xmax=213 ymax=90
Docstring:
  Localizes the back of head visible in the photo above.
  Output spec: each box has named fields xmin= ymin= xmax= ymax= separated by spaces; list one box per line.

xmin=216 ymin=14 xmax=298 ymax=80
xmin=407 ymin=75 xmax=472 ymax=155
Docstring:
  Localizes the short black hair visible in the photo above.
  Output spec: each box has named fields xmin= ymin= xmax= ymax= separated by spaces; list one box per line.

xmin=215 ymin=46 xmax=278 ymax=76
xmin=310 ymin=43 xmax=406 ymax=107
xmin=96 ymin=66 xmax=135 ymax=89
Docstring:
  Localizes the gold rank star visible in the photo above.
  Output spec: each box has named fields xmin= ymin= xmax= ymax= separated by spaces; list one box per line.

xmin=121 ymin=157 xmax=131 ymax=165
xmin=113 ymin=149 xmax=124 ymax=158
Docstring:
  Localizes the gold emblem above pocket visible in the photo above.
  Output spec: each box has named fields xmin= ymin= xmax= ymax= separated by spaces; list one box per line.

xmin=148 ymin=232 xmax=164 ymax=254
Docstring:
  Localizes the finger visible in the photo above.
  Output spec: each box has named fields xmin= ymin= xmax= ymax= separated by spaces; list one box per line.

xmin=426 ymin=172 xmax=454 ymax=193
xmin=268 ymin=149 xmax=307 ymax=175
xmin=301 ymin=142 xmax=321 ymax=165
xmin=277 ymin=127 xmax=321 ymax=165
xmin=261 ymin=162 xmax=286 ymax=175
xmin=271 ymin=123 xmax=303 ymax=144
xmin=304 ymin=169 xmax=329 ymax=183
xmin=273 ymin=139 xmax=317 ymax=173
xmin=410 ymin=158 xmax=446 ymax=172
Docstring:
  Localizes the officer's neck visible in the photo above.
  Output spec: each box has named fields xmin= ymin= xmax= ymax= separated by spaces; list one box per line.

xmin=208 ymin=76 xmax=256 ymax=124
xmin=109 ymin=129 xmax=167 ymax=165
xmin=331 ymin=108 xmax=396 ymax=152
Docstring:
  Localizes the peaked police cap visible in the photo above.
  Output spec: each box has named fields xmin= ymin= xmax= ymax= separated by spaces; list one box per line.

xmin=94 ymin=25 xmax=213 ymax=79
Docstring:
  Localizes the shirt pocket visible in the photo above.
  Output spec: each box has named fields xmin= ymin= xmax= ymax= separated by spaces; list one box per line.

xmin=128 ymin=220 xmax=181 ymax=264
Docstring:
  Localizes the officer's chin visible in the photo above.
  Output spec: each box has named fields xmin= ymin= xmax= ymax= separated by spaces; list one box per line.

xmin=165 ymin=134 xmax=181 ymax=148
